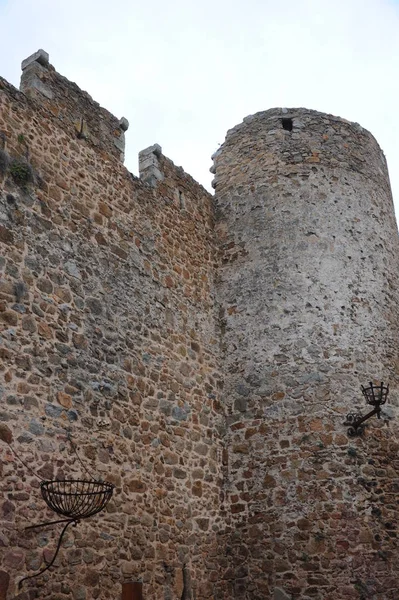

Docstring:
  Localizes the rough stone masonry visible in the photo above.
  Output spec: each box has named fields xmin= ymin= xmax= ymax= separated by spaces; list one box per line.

xmin=0 ymin=50 xmax=399 ymax=600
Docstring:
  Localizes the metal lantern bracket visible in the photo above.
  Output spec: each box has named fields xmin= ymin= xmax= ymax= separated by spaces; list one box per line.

xmin=344 ymin=381 xmax=389 ymax=437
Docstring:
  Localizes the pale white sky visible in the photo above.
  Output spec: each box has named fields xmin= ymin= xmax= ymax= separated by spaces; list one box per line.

xmin=0 ymin=0 xmax=398 ymax=218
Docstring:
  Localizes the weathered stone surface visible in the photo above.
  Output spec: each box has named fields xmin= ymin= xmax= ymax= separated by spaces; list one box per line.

xmin=119 ymin=117 xmax=129 ymax=132
xmin=138 ymin=144 xmax=164 ymax=186
xmin=21 ymin=49 xmax=49 ymax=70
xmin=274 ymin=588 xmax=291 ymax=600
xmin=213 ymin=108 xmax=399 ymax=599
xmin=0 ymin=571 xmax=9 ymax=600
xmin=2 ymin=52 xmax=399 ymax=600
xmin=0 ymin=51 xmax=221 ymax=600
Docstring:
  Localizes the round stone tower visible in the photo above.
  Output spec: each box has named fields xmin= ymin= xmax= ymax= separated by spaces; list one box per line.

xmin=213 ymin=109 xmax=399 ymax=600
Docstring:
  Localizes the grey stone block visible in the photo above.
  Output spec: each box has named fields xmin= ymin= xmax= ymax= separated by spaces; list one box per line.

xmin=25 ymin=75 xmax=53 ymax=99
xmin=139 ymin=143 xmax=162 ymax=158
xmin=139 ymin=154 xmax=157 ymax=169
xmin=21 ymin=49 xmax=49 ymax=71
xmin=20 ymin=61 xmax=54 ymax=100
xmin=139 ymin=144 xmax=164 ymax=186
xmin=119 ymin=117 xmax=129 ymax=131
xmin=141 ymin=170 xmax=164 ymax=187
xmin=113 ymin=132 xmax=125 ymax=152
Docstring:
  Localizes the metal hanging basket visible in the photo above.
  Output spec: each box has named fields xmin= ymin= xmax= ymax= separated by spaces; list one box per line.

xmin=17 ymin=436 xmax=115 ymax=589
xmin=361 ymin=381 xmax=389 ymax=407
xmin=41 ymin=479 xmax=114 ymax=521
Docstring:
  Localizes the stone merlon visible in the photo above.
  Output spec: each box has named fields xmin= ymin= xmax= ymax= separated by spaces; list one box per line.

xmin=19 ymin=49 xmax=129 ymax=162
xmin=138 ymin=144 xmax=164 ymax=186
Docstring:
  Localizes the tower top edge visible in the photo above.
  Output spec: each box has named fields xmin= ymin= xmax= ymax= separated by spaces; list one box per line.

xmin=210 ymin=107 xmax=389 ymax=192
xmin=222 ymin=107 xmax=378 ymax=147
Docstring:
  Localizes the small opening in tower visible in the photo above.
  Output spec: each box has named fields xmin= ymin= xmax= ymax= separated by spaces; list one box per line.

xmin=282 ymin=118 xmax=293 ymax=132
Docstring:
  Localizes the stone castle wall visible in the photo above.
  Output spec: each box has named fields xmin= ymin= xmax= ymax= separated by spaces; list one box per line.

xmin=1 ymin=50 xmax=399 ymax=600
xmin=213 ymin=108 xmax=399 ymax=599
xmin=0 ymin=51 xmax=224 ymax=600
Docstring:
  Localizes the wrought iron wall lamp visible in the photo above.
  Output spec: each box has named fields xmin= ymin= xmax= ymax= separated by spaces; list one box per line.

xmin=344 ymin=382 xmax=389 ymax=436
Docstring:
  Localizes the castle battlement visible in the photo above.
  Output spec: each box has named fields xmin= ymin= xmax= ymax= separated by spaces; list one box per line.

xmin=20 ymin=49 xmax=129 ymax=163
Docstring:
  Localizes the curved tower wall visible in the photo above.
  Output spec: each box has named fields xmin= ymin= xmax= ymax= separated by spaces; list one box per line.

xmin=213 ymin=109 xmax=399 ymax=599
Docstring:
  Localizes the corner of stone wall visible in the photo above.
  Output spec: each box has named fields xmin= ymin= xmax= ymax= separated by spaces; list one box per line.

xmin=20 ymin=49 xmax=52 ymax=99
xmin=209 ymin=148 xmax=222 ymax=190
xmin=19 ymin=49 xmax=129 ymax=163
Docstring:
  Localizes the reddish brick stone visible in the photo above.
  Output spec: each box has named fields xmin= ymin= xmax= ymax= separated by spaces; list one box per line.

xmin=0 ymin=571 xmax=10 ymax=600
xmin=0 ymin=424 xmax=13 ymax=444
xmin=0 ymin=224 xmax=14 ymax=244
xmin=128 ymin=480 xmax=147 ymax=493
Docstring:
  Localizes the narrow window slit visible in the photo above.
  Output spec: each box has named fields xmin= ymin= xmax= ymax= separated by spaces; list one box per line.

xmin=282 ymin=118 xmax=293 ymax=132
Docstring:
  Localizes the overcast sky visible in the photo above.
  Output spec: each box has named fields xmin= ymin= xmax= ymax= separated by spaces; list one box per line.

xmin=0 ymin=0 xmax=398 ymax=218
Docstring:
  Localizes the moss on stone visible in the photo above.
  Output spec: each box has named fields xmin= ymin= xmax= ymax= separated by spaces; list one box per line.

xmin=9 ymin=158 xmax=34 ymax=186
